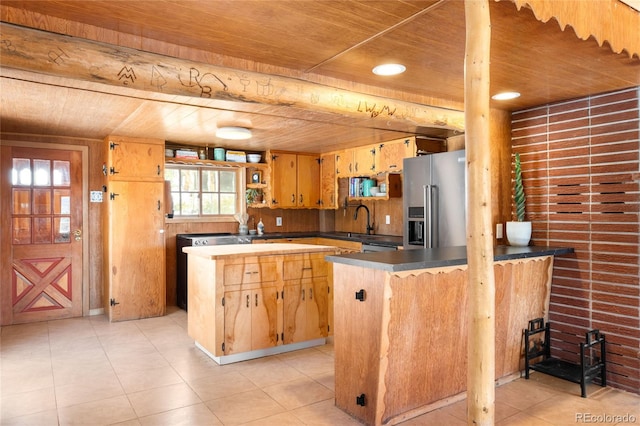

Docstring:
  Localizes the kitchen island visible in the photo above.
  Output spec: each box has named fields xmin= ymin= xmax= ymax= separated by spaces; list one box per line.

xmin=184 ymin=243 xmax=338 ymax=365
xmin=325 ymin=245 xmax=573 ymax=426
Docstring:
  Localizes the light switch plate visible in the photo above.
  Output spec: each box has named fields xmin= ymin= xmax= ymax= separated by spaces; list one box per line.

xmin=276 ymin=217 xmax=283 ymax=226
xmin=90 ymin=191 xmax=103 ymax=203
xmin=496 ymin=223 xmax=503 ymax=239
xmin=385 ymin=215 xmax=391 ymax=225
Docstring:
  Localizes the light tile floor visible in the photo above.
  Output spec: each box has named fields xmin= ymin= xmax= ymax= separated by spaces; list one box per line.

xmin=1 ymin=307 xmax=638 ymax=425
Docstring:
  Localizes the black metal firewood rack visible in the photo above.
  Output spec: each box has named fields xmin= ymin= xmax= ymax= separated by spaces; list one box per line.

xmin=523 ymin=318 xmax=607 ymax=398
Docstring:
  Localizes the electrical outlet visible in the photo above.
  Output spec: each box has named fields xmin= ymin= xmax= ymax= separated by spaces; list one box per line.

xmin=276 ymin=217 xmax=283 ymax=226
xmin=496 ymin=223 xmax=503 ymax=239
xmin=385 ymin=215 xmax=391 ymax=225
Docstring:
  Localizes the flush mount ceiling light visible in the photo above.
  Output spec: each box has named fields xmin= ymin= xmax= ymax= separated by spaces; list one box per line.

xmin=215 ymin=126 xmax=252 ymax=140
xmin=492 ymin=91 xmax=521 ymax=100
xmin=372 ymin=63 xmax=406 ymax=76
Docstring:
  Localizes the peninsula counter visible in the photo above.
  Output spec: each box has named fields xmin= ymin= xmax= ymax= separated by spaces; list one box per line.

xmin=326 ymin=245 xmax=573 ymax=425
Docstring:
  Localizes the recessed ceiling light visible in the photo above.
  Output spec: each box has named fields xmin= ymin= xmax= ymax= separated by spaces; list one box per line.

xmin=372 ymin=63 xmax=406 ymax=76
xmin=492 ymin=91 xmax=521 ymax=100
xmin=215 ymin=126 xmax=252 ymax=140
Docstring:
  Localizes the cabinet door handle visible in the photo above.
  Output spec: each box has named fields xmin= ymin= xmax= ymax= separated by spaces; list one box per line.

xmin=302 ymin=289 xmax=305 ymax=301
xmin=309 ymin=288 xmax=313 ymax=300
xmin=246 ymin=294 xmax=250 ymax=308
xmin=109 ymin=167 xmax=119 ymax=175
xmin=255 ymin=294 xmax=258 ymax=307
xmin=299 ymin=194 xmax=303 ymax=204
xmin=157 ymin=165 xmax=161 ymax=176
xmin=291 ymin=194 xmax=295 ymax=203
xmin=157 ymin=200 xmax=161 ymax=210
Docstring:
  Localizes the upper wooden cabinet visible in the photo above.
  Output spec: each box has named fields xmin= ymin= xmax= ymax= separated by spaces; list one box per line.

xmin=105 ymin=136 xmax=164 ymax=181
xmin=376 ymin=137 xmax=416 ymax=172
xmin=269 ymin=151 xmax=320 ymax=208
xmin=353 ymin=145 xmax=377 ymax=175
xmin=320 ymin=153 xmax=337 ymax=209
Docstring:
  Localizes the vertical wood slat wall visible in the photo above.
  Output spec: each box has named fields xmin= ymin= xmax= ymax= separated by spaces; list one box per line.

xmin=511 ymin=87 xmax=639 ymax=394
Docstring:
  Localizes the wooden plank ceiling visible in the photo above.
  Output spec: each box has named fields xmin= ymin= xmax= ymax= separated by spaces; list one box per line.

xmin=1 ymin=0 xmax=638 ymax=153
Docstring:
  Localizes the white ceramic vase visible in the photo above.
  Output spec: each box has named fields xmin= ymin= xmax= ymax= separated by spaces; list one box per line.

xmin=506 ymin=221 xmax=532 ymax=246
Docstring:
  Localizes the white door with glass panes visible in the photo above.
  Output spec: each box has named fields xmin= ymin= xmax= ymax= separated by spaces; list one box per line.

xmin=0 ymin=146 xmax=83 ymax=325
xmin=165 ymin=166 xmax=239 ymax=217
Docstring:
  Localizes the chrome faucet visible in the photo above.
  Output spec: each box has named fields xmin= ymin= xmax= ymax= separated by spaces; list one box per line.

xmin=354 ymin=204 xmax=374 ymax=235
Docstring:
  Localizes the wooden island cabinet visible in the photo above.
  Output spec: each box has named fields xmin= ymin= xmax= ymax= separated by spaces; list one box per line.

xmin=184 ymin=243 xmax=337 ymax=364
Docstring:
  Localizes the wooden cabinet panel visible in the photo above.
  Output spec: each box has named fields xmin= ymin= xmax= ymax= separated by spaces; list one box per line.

xmin=283 ymin=278 xmax=328 ymax=344
xmin=103 ymin=136 xmax=166 ymax=322
xmin=283 ymin=254 xmax=328 ymax=280
xmin=376 ymin=137 xmax=415 ymax=172
xmin=297 ymin=154 xmax=320 ymax=208
xmin=335 ymin=150 xmax=352 ymax=177
xmin=271 ymin=152 xmax=298 ymax=208
xmin=223 ymin=289 xmax=253 ymax=354
xmin=223 ymin=261 xmax=278 ymax=285
xmin=106 ymin=136 xmax=164 ymax=181
xmin=353 ymin=145 xmax=377 ymax=175
xmin=223 ymin=286 xmax=279 ymax=355
xmin=320 ymin=153 xmax=336 ymax=209
xmin=270 ymin=151 xmax=320 ymax=208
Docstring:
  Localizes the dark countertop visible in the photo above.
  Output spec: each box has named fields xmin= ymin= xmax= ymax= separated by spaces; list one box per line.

xmin=325 ymin=245 xmax=574 ymax=272
xmin=248 ymin=231 xmax=404 ymax=248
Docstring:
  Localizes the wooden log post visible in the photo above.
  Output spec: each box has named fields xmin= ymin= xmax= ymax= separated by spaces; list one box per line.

xmin=464 ymin=1 xmax=496 ymax=425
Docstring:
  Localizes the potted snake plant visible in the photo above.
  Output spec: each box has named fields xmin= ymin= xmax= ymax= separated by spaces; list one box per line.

xmin=506 ymin=152 xmax=532 ymax=246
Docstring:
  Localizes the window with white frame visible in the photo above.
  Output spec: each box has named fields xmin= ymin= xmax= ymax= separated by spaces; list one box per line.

xmin=165 ymin=165 xmax=239 ymax=217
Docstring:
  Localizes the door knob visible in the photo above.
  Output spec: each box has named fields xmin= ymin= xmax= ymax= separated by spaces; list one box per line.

xmin=73 ymin=229 xmax=82 ymax=241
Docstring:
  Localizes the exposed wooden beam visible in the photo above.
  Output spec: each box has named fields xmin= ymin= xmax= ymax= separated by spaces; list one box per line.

xmin=0 ymin=23 xmax=465 ymax=133
xmin=465 ymin=0 xmax=496 ymax=425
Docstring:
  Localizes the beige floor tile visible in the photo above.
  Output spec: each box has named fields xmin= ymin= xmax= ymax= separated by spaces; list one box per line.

xmin=57 ymin=395 xmax=136 ymax=426
xmin=305 ymin=370 xmax=335 ymax=392
xmin=49 ymin=335 xmax=103 ymax=356
xmin=290 ymin=399 xmax=363 ymax=425
xmin=108 ymin=351 xmax=171 ymax=374
xmin=0 ymin=408 xmax=59 ymax=426
xmin=137 ymin=403 xmax=222 ymax=426
xmin=0 ymin=356 xmax=54 ymax=395
xmin=47 ymin=318 xmax=96 ymax=340
xmin=189 ymin=371 xmax=258 ymax=402
xmin=205 ymin=389 xmax=285 ymax=424
xmin=51 ymin=353 xmax=114 ymax=386
xmin=591 ymin=388 xmax=640 ymax=419
xmin=117 ymin=365 xmax=184 ymax=394
xmin=127 ymin=382 xmax=201 ymax=418
xmin=0 ymin=386 xmax=56 ymax=420
xmin=496 ymin=411 xmax=555 ymax=426
xmin=54 ymin=371 xmax=124 ymax=408
xmin=527 ymin=392 xmax=613 ymax=426
xmin=240 ymin=357 xmax=306 ymax=388
xmin=170 ymin=356 xmax=232 ymax=383
xmin=90 ymin=317 xmax=141 ymax=337
xmin=496 ymin=378 xmax=560 ymax=411
xmin=263 ymin=377 xmax=334 ymax=410
xmin=281 ymin=351 xmax=334 ymax=377
xmin=242 ymin=411 xmax=305 ymax=425
xmin=400 ymin=407 xmax=468 ymax=425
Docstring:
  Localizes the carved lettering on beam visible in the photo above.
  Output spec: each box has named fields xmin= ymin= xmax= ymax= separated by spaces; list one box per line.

xmin=0 ymin=23 xmax=464 ymax=132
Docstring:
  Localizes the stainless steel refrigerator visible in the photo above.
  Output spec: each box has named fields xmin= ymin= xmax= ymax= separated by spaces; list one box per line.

xmin=403 ymin=149 xmax=467 ymax=249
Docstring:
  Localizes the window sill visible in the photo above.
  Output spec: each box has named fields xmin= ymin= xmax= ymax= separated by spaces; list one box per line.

xmin=165 ymin=216 xmax=237 ymax=224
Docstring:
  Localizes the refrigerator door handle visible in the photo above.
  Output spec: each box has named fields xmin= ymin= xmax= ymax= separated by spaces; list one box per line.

xmin=424 ymin=185 xmax=432 ymax=248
